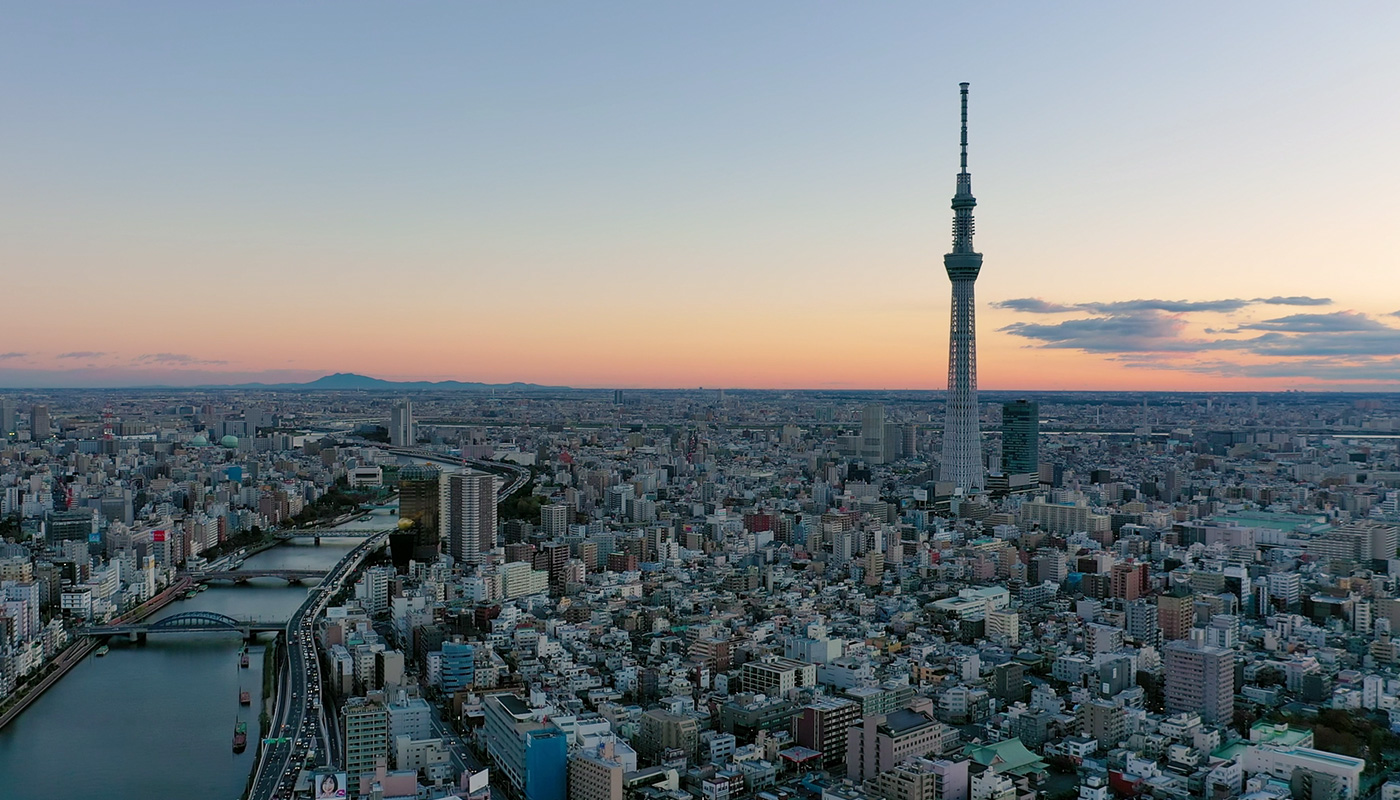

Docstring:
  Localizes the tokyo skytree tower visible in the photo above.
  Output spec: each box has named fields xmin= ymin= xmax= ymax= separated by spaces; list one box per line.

xmin=940 ymin=82 xmax=984 ymax=492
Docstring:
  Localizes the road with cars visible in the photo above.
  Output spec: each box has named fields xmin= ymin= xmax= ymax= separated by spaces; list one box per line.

xmin=247 ymin=530 xmax=391 ymax=800
xmin=247 ymin=451 xmax=527 ymax=799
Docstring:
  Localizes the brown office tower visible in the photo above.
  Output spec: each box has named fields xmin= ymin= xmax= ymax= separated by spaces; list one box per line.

xmin=1158 ymin=592 xmax=1195 ymax=641
xmin=398 ymin=464 xmax=441 ymax=561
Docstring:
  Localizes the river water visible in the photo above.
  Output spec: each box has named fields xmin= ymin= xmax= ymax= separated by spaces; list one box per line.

xmin=0 ymin=508 xmax=395 ymax=799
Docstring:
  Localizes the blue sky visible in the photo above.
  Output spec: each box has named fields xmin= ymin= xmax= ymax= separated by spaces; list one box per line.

xmin=2 ymin=3 xmax=1398 ymax=389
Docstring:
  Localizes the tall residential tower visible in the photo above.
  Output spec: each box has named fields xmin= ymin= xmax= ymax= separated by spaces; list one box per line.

xmin=389 ymin=398 xmax=413 ymax=447
xmin=940 ymin=82 xmax=983 ymax=492
xmin=440 ymin=470 xmax=498 ymax=565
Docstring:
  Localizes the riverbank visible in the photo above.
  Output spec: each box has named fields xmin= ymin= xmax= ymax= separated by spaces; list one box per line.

xmin=243 ymin=636 xmax=283 ymax=799
xmin=0 ymin=575 xmax=193 ymax=732
xmin=0 ymin=531 xmax=379 ymax=798
xmin=201 ymin=507 xmax=381 ymax=568
xmin=0 ymin=638 xmax=97 ymax=731
xmin=240 ymin=536 xmax=287 ymax=560
xmin=0 ymin=507 xmax=381 ymax=734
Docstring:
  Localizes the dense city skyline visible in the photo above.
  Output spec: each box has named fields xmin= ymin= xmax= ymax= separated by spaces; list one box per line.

xmin=10 ymin=6 xmax=1400 ymax=800
xmin=3 ymin=4 xmax=1399 ymax=391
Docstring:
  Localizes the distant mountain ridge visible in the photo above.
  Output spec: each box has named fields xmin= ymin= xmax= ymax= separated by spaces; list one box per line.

xmin=227 ymin=372 xmax=568 ymax=391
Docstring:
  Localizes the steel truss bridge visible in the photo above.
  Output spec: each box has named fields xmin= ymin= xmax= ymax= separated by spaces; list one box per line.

xmin=82 ymin=611 xmax=287 ymax=639
xmin=274 ymin=528 xmax=395 ymax=540
xmin=187 ymin=569 xmax=326 ymax=584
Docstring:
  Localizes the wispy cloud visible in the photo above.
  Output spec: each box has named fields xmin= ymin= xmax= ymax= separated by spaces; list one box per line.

xmin=997 ymin=297 xmax=1400 ymax=383
xmin=0 ymin=367 xmax=326 ymax=389
xmin=1223 ymin=331 xmax=1400 ymax=358
xmin=994 ymin=296 xmax=1335 ymax=316
xmin=1001 ymin=310 xmax=1205 ymax=353
xmin=0 ymin=352 xmax=25 ymax=360
xmin=992 ymin=298 xmax=1078 ymax=314
xmin=1079 ymin=298 xmax=1249 ymax=314
xmin=133 ymin=353 xmax=228 ymax=366
xmin=1235 ymin=311 xmax=1388 ymax=333
xmin=1255 ymin=296 xmax=1332 ymax=306
xmin=57 ymin=351 xmax=106 ymax=359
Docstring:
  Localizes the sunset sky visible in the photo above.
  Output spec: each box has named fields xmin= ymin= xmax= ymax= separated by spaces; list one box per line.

xmin=2 ymin=3 xmax=1399 ymax=390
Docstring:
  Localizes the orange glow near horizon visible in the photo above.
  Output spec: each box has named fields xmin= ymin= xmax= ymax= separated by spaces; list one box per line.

xmin=4 ymin=297 xmax=1397 ymax=391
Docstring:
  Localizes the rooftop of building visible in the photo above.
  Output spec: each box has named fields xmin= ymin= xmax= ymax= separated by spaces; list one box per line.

xmin=491 ymin=693 xmax=532 ymax=718
xmin=962 ymin=737 xmax=1047 ymax=776
xmin=1263 ymin=745 xmax=1364 ymax=769
xmin=804 ymin=696 xmax=858 ymax=712
xmin=882 ymin=709 xmax=938 ymax=736
xmin=1210 ymin=511 xmax=1331 ymax=533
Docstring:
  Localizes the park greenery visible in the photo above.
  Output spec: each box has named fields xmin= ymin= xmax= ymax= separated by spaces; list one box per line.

xmin=288 ymin=482 xmax=387 ymax=527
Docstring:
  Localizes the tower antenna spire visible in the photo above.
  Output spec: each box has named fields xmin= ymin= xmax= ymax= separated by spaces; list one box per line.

xmin=960 ymin=81 xmax=969 ymax=174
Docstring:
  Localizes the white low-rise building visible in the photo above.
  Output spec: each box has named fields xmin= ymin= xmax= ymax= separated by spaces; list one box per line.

xmin=1242 ymin=745 xmax=1364 ymax=799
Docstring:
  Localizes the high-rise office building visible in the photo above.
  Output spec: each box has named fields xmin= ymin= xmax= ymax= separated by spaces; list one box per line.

xmin=1163 ymin=639 xmax=1235 ymax=724
xmin=440 ymin=640 xmax=476 ymax=693
xmin=389 ymin=399 xmax=414 ymax=447
xmin=398 ymin=464 xmax=441 ymax=561
xmin=940 ymin=83 xmax=984 ymax=492
xmin=0 ymin=398 xmax=15 ymax=438
xmin=1001 ymin=399 xmax=1039 ymax=475
xmin=861 ymin=404 xmax=886 ymax=465
xmin=441 ymin=471 xmax=498 ymax=565
xmin=30 ymin=404 xmax=50 ymax=440
xmin=485 ymin=694 xmax=568 ymax=800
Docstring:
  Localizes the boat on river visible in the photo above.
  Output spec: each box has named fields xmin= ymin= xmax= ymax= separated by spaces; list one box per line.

xmin=95 ymin=645 xmax=109 ymax=657
xmin=239 ymin=688 xmax=251 ymax=705
xmin=232 ymin=720 xmax=247 ymax=753
xmin=239 ymin=647 xmax=249 ymax=668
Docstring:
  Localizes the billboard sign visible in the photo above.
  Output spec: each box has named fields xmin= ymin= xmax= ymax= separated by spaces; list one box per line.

xmin=467 ymin=769 xmax=490 ymax=796
xmin=88 ymin=533 xmax=102 ymax=544
xmin=314 ymin=771 xmax=347 ymax=799
xmin=152 ymin=530 xmax=166 ymax=543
